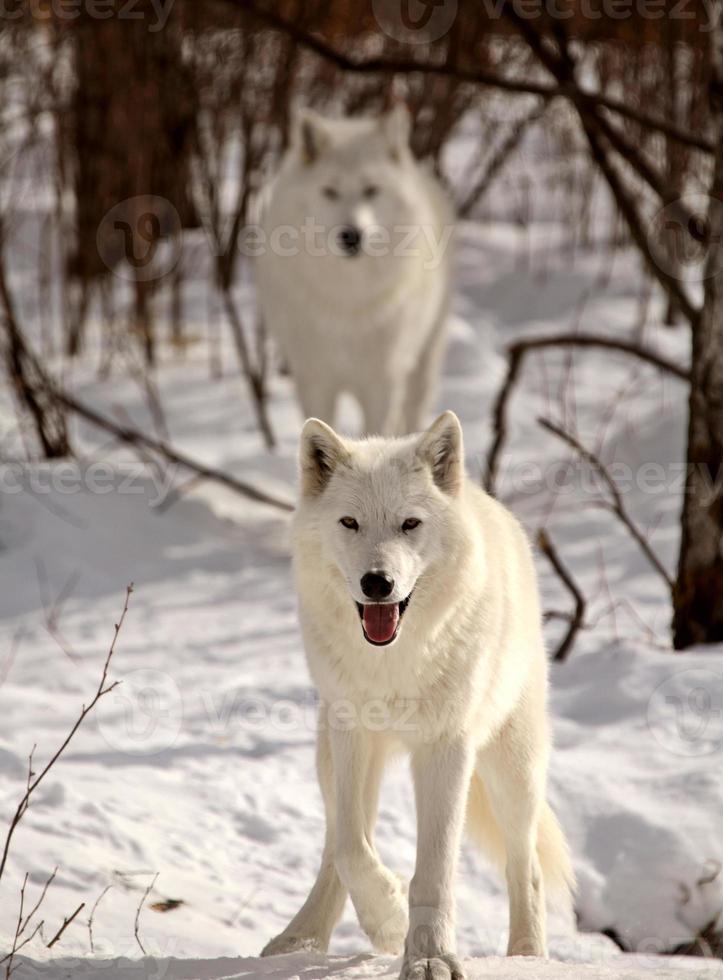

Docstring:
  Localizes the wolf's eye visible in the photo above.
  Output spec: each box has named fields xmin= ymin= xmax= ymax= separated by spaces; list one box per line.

xmin=322 ymin=186 xmax=340 ymax=200
xmin=402 ymin=518 xmax=421 ymax=532
xmin=340 ymin=516 xmax=359 ymax=531
xmin=362 ymin=185 xmax=379 ymax=199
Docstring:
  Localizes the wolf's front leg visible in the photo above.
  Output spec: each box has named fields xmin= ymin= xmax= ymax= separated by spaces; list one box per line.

xmin=401 ymin=739 xmax=474 ymax=980
xmin=261 ymin=725 xmax=346 ymax=955
xmin=330 ymin=726 xmax=408 ymax=953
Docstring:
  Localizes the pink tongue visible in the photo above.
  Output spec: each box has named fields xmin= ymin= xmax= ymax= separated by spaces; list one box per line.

xmin=362 ymin=603 xmax=400 ymax=644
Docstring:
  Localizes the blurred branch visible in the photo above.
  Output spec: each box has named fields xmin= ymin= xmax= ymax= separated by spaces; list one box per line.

xmin=538 ymin=417 xmax=674 ymax=592
xmin=221 ymin=289 xmax=276 ymax=450
xmin=189 ymin=59 xmax=276 ymax=451
xmin=582 ymin=119 xmax=701 ymax=329
xmin=227 ymin=0 xmax=713 ymax=153
xmin=2 ymin=285 xmax=289 ymax=508
xmin=485 ymin=333 xmax=689 ymax=492
xmin=537 ymin=529 xmax=586 ymax=663
xmin=49 ymin=382 xmax=293 ymax=513
xmin=586 ymin=108 xmax=700 ymax=234
xmin=458 ymin=100 xmax=548 ymax=217
xmin=499 ymin=3 xmax=702 ymax=328
xmin=0 ymin=238 xmax=71 ymax=459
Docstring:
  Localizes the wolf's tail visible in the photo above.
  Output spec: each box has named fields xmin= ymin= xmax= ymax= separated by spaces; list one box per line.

xmin=465 ymin=772 xmax=575 ymax=905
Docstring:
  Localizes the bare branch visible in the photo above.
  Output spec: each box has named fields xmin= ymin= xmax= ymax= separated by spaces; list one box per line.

xmin=0 ymin=246 xmax=70 ymax=459
xmin=134 ymin=873 xmax=159 ymax=956
xmin=46 ymin=903 xmax=85 ymax=949
xmin=538 ymin=417 xmax=674 ymax=592
xmin=3 ymin=872 xmax=29 ymax=979
xmin=499 ymin=2 xmax=702 ymax=328
xmin=221 ymin=289 xmax=276 ymax=450
xmin=484 ymin=333 xmax=689 ymax=493
xmin=587 ymin=109 xmax=700 ymax=234
xmin=582 ymin=121 xmax=701 ymax=329
xmin=3 ymin=920 xmax=44 ymax=976
xmin=226 ymin=0 xmax=711 ymax=153
xmin=20 ymin=867 xmax=57 ymax=937
xmin=49 ymin=382 xmax=293 ymax=513
xmin=1 ymin=868 xmax=58 ymax=977
xmin=0 ymin=585 xmax=134 ymax=884
xmin=87 ymin=885 xmax=112 ymax=954
xmin=458 ymin=100 xmax=548 ymax=217
xmin=537 ymin=529 xmax=587 ymax=663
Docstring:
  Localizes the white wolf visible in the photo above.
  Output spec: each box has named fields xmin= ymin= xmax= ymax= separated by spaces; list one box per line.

xmin=255 ymin=105 xmax=453 ymax=436
xmin=262 ymin=411 xmax=574 ymax=978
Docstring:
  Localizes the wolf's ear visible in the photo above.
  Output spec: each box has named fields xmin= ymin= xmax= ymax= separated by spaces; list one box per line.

xmin=381 ymin=103 xmax=411 ymax=161
xmin=293 ymin=108 xmax=330 ymax=165
xmin=300 ymin=418 xmax=350 ymax=496
xmin=416 ymin=411 xmax=464 ymax=495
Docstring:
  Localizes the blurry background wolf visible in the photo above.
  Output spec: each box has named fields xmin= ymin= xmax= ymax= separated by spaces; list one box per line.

xmin=256 ymin=105 xmax=454 ymax=436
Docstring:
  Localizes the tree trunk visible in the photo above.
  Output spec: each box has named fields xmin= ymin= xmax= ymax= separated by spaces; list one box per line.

xmin=672 ymin=6 xmax=723 ymax=649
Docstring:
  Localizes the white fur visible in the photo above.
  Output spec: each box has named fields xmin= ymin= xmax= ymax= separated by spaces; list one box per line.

xmin=255 ymin=106 xmax=453 ymax=436
xmin=262 ymin=412 xmax=575 ymax=978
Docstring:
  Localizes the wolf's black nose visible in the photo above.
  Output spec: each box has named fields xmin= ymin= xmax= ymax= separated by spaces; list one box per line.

xmin=338 ymin=225 xmax=362 ymax=256
xmin=361 ymin=572 xmax=394 ymax=600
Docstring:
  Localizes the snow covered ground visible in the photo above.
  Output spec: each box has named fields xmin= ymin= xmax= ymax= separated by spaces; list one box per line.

xmin=1 ymin=209 xmax=722 ymax=980
xmin=9 ymin=950 xmax=723 ymax=980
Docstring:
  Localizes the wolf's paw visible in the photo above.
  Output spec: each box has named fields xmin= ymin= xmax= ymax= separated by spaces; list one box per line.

xmin=400 ymin=954 xmax=466 ymax=980
xmin=356 ymin=874 xmax=408 ymax=954
xmin=260 ymin=933 xmax=325 ymax=956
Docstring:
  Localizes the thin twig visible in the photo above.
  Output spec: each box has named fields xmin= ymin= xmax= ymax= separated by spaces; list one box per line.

xmin=87 ymin=884 xmax=112 ymax=954
xmin=537 ymin=529 xmax=587 ymax=663
xmin=538 ymin=417 xmax=674 ymax=592
xmin=458 ymin=100 xmax=548 ymax=216
xmin=20 ymin=867 xmax=57 ymax=937
xmin=221 ymin=288 xmax=276 ymax=450
xmin=3 ymin=872 xmax=28 ymax=979
xmin=1 ymin=871 xmax=50 ymax=976
xmin=2 ymin=922 xmax=45 ymax=977
xmin=0 ymin=585 xmax=134 ymax=884
xmin=46 ymin=902 xmax=85 ymax=949
xmin=134 ymin=873 xmax=159 ymax=956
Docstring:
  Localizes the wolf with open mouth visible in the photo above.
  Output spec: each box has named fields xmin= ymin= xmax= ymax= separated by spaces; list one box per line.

xmin=262 ymin=411 xmax=574 ymax=979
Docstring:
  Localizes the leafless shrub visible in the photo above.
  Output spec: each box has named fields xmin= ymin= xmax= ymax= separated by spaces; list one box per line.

xmin=0 ymin=585 xmax=134 ymax=972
